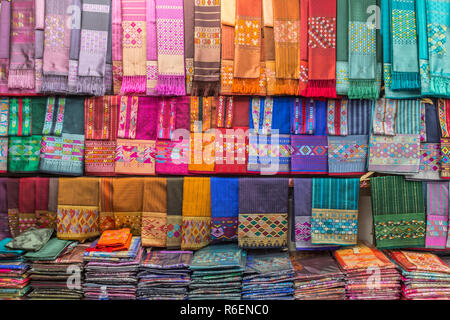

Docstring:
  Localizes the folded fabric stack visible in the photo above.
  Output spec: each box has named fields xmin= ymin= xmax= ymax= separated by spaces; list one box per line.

xmin=189 ymin=244 xmax=246 ymax=300
xmin=388 ymin=250 xmax=450 ymax=300
xmin=290 ymin=252 xmax=346 ymax=300
xmin=334 ymin=244 xmax=401 ymax=300
xmin=0 ymin=238 xmax=30 ymax=300
xmin=83 ymin=236 xmax=143 ymax=300
xmin=137 ymin=249 xmax=192 ymax=300
xmin=27 ymin=242 xmax=87 ymax=300
xmin=242 ymin=251 xmax=294 ymax=300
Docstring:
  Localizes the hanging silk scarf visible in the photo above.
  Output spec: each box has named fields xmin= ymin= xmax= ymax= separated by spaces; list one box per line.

xmin=327 ymin=99 xmax=348 ymax=136
xmin=31 ymin=97 xmax=46 ymax=135
xmin=42 ymin=97 xmax=65 ymax=136
xmin=57 ymin=177 xmax=100 ymax=241
xmin=406 ymin=143 xmax=441 ymax=181
xmin=145 ymin=0 xmax=158 ymax=95
xmin=45 ymin=178 xmax=58 ymax=230
xmin=6 ymin=179 xmax=19 ymax=238
xmin=232 ymin=0 xmax=262 ymax=94
xmin=166 ymin=177 xmax=183 ymax=249
xmin=238 ymin=178 xmax=288 ymax=249
xmin=348 ymin=0 xmax=380 ymax=99
xmin=425 ymin=102 xmax=441 ymax=142
xmin=39 ymin=97 xmax=85 ymax=176
xmin=298 ymin=0 xmax=309 ymax=93
xmin=0 ymin=179 xmax=10 ymax=239
xmin=250 ymin=97 xmax=291 ymax=135
xmin=372 ymin=98 xmax=397 ymax=136
xmin=155 ymin=96 xmax=190 ymax=175
xmin=120 ymin=0 xmax=146 ymax=94
xmin=370 ymin=175 xmax=426 ymax=249
xmin=336 ymin=0 xmax=349 ymax=95
xmin=181 ymin=177 xmax=211 ymax=250
xmin=117 ymin=96 xmax=138 ymax=139
xmin=291 ymin=99 xmax=328 ymax=174
xmin=441 ymin=137 xmax=450 ymax=179
xmin=272 ymin=0 xmax=300 ymax=95
xmin=84 ymin=96 xmax=119 ymax=141
xmin=183 ymin=0 xmax=194 ymax=94
xmin=35 ymin=177 xmax=52 ymax=229
xmin=220 ymin=0 xmax=235 ymax=95
xmin=370 ymin=99 xmax=422 ymax=174
xmin=8 ymin=0 xmax=35 ymax=90
xmin=348 ymin=100 xmax=372 ymax=135
xmin=215 ymin=127 xmax=248 ymax=174
xmin=0 ymin=0 xmax=11 ymax=93
xmin=77 ymin=0 xmax=111 ymax=96
xmin=8 ymin=135 xmax=42 ymax=172
xmin=8 ymin=98 xmax=32 ymax=137
xmin=141 ymin=178 xmax=167 ymax=248
xmin=417 ymin=0 xmax=433 ymax=96
xmin=155 ymin=0 xmax=186 ymax=96
xmin=33 ymin=0 xmax=43 ymax=92
xmin=328 ymin=135 xmax=368 ymax=175
xmin=18 ymin=178 xmax=36 ymax=234
xmin=189 ymin=132 xmax=215 ymax=173
xmin=390 ymin=0 xmax=420 ymax=91
xmin=99 ymin=177 xmax=115 ymax=232
xmin=424 ymin=182 xmax=449 ymax=249
xmin=0 ymin=97 xmax=8 ymax=137
xmin=0 ymin=137 xmax=7 ymax=172
xmin=115 ymin=139 xmax=156 ymax=175
xmin=291 ymin=98 xmax=315 ymax=135
xmin=67 ymin=0 xmax=81 ymax=93
xmin=113 ymin=178 xmax=144 ymax=235
xmin=426 ymin=0 xmax=450 ymax=96
xmin=210 ymin=178 xmax=238 ymax=243
xmin=248 ymin=133 xmax=291 ymax=174
xmin=136 ymin=97 xmax=157 ymax=140
xmin=303 ymin=0 xmax=337 ymax=98
xmin=264 ymin=8 xmax=277 ymax=96
xmin=111 ymin=0 xmax=123 ymax=94
xmin=293 ymin=179 xmax=339 ymax=250
xmin=39 ymin=134 xmax=85 ymax=176
xmin=381 ymin=0 xmax=420 ymax=99
xmin=105 ymin=2 xmax=113 ymax=94
xmin=40 ymin=0 xmax=71 ymax=93
xmin=190 ymin=96 xmax=216 ymax=133
xmin=311 ymin=178 xmax=359 ymax=246
xmin=191 ymin=0 xmax=221 ymax=96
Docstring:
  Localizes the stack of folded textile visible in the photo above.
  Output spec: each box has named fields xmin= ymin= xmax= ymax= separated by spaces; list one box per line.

xmin=83 ymin=232 xmax=143 ymax=300
xmin=290 ymin=252 xmax=346 ymax=300
xmin=189 ymin=244 xmax=246 ymax=300
xmin=27 ymin=242 xmax=88 ymax=300
xmin=137 ymin=250 xmax=193 ymax=300
xmin=388 ymin=251 xmax=450 ymax=300
xmin=0 ymin=238 xmax=30 ymax=300
xmin=242 ymin=251 xmax=295 ymax=300
xmin=334 ymin=244 xmax=401 ymax=300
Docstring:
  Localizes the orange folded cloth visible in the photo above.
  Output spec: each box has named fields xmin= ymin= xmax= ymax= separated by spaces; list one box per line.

xmin=86 ymin=228 xmax=132 ymax=252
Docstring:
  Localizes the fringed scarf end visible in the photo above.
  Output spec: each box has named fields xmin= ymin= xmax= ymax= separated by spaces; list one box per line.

xmin=155 ymin=76 xmax=186 ymax=96
xmin=302 ymin=80 xmax=337 ymax=98
xmin=40 ymin=75 xmax=69 ymax=94
xmin=77 ymin=76 xmax=106 ymax=96
xmin=191 ymin=81 xmax=220 ymax=97
xmin=120 ymin=75 xmax=146 ymax=94
xmin=274 ymin=79 xmax=299 ymax=95
xmin=430 ymin=76 xmax=450 ymax=97
xmin=348 ymin=80 xmax=380 ymax=100
xmin=231 ymin=78 xmax=260 ymax=95
xmin=8 ymin=70 xmax=35 ymax=90
xmin=391 ymin=72 xmax=420 ymax=91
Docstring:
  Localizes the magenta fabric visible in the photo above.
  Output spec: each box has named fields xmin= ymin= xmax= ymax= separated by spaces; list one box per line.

xmin=136 ymin=96 xmax=158 ymax=140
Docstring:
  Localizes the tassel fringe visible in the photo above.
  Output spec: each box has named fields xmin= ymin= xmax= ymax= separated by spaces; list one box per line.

xmin=348 ymin=80 xmax=380 ymax=100
xmin=430 ymin=76 xmax=450 ymax=97
xmin=8 ymin=69 xmax=35 ymax=90
xmin=155 ymin=76 xmax=186 ymax=96
xmin=391 ymin=72 xmax=420 ymax=91
xmin=41 ymin=75 xmax=69 ymax=94
xmin=191 ymin=81 xmax=220 ymax=97
xmin=302 ymin=80 xmax=337 ymax=98
xmin=121 ymin=75 xmax=146 ymax=94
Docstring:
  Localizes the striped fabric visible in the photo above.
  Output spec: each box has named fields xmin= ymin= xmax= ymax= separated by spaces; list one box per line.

xmin=291 ymin=98 xmax=315 ymax=135
xmin=424 ymin=182 xmax=449 ymax=249
xmin=372 ymin=98 xmax=397 ymax=136
xmin=347 ymin=99 xmax=372 ymax=135
xmin=310 ymin=178 xmax=359 ymax=246
xmin=395 ymin=99 xmax=422 ymax=135
xmin=370 ymin=176 xmax=426 ymax=249
xmin=438 ymin=99 xmax=450 ymax=138
xmin=327 ymin=99 xmax=348 ymax=136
